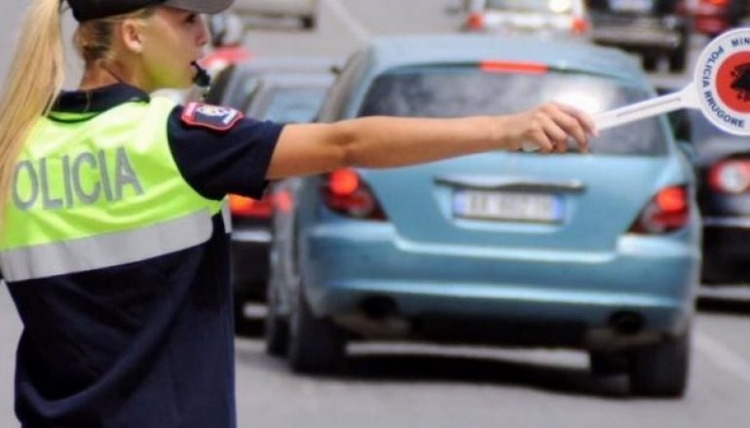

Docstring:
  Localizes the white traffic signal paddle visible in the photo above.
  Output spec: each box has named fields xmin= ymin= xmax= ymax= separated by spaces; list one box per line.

xmin=523 ymin=28 xmax=750 ymax=151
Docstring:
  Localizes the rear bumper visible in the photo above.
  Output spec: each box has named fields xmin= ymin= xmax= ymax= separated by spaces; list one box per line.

xmin=592 ymin=27 xmax=682 ymax=51
xmin=591 ymin=17 xmax=686 ymax=52
xmin=301 ymin=224 xmax=699 ymax=346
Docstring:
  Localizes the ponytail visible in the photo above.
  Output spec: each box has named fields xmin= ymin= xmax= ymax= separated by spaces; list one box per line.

xmin=0 ymin=1 xmax=155 ymax=232
xmin=0 ymin=0 xmax=65 ymax=229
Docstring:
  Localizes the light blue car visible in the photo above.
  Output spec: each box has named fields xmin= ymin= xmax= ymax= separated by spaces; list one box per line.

xmin=265 ymin=34 xmax=701 ymax=397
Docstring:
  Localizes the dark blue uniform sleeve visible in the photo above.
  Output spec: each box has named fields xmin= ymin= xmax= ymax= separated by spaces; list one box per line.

xmin=166 ymin=104 xmax=284 ymax=200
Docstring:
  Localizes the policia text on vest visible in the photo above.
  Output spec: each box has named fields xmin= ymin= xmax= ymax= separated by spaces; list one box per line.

xmin=12 ymin=147 xmax=144 ymax=211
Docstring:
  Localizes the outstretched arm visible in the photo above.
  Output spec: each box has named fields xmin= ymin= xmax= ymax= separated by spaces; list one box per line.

xmin=266 ymin=102 xmax=596 ymax=180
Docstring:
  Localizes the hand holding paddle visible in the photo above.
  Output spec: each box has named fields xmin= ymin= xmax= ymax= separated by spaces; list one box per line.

xmin=523 ymin=28 xmax=750 ymax=151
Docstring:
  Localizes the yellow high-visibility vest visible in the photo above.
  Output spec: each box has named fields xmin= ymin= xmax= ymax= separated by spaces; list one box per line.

xmin=0 ymin=97 xmax=223 ymax=282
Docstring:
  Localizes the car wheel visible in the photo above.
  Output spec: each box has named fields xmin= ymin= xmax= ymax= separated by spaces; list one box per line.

xmin=589 ymin=351 xmax=629 ymax=376
xmin=264 ymin=282 xmax=289 ymax=357
xmin=668 ymin=48 xmax=687 ymax=73
xmin=629 ymin=329 xmax=691 ymax=397
xmin=301 ymin=15 xmax=316 ymax=29
xmin=287 ymin=283 xmax=346 ymax=374
xmin=233 ymin=289 xmax=250 ymax=335
xmin=702 ymin=260 xmax=742 ymax=285
xmin=642 ymin=55 xmax=658 ymax=72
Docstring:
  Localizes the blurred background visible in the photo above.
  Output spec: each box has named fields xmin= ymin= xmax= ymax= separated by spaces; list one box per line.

xmin=3 ymin=1 xmax=750 ymax=427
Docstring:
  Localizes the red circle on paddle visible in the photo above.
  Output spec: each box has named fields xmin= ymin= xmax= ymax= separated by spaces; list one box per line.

xmin=717 ymin=51 xmax=750 ymax=114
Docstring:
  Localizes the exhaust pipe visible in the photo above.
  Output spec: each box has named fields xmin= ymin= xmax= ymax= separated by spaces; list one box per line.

xmin=359 ymin=296 xmax=397 ymax=321
xmin=608 ymin=311 xmax=644 ymax=335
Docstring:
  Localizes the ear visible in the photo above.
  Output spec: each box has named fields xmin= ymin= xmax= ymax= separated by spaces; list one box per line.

xmin=119 ymin=19 xmax=145 ymax=54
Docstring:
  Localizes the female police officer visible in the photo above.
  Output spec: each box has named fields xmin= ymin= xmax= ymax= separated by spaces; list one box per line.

xmin=0 ymin=0 xmax=595 ymax=426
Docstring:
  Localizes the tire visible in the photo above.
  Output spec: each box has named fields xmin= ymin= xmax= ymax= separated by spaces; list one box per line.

xmin=589 ymin=351 xmax=629 ymax=377
xmin=702 ymin=259 xmax=742 ymax=285
xmin=668 ymin=47 xmax=687 ymax=73
xmin=629 ymin=330 xmax=691 ymax=397
xmin=264 ymin=282 xmax=289 ymax=357
xmin=301 ymin=15 xmax=316 ymax=29
xmin=233 ymin=289 xmax=250 ymax=335
xmin=287 ymin=284 xmax=346 ymax=374
xmin=642 ymin=55 xmax=658 ymax=72
xmin=668 ymin=52 xmax=686 ymax=73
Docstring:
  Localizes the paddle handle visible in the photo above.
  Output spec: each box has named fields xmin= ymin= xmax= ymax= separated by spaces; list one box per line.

xmin=521 ymin=85 xmax=698 ymax=151
xmin=595 ymin=85 xmax=696 ymax=131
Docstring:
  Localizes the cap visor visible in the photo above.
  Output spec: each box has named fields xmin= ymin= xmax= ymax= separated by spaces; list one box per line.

xmin=163 ymin=0 xmax=234 ymax=14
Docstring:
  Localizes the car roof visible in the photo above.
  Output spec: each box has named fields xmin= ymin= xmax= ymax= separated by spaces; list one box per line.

xmin=362 ymin=34 xmax=645 ymax=82
xmin=255 ymin=72 xmax=336 ymax=87
xmin=229 ymin=56 xmax=343 ymax=74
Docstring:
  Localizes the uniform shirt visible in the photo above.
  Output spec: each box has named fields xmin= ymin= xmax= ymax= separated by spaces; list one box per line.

xmin=4 ymin=84 xmax=282 ymax=427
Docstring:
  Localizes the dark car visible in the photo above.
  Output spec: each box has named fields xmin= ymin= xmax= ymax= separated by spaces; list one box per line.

xmin=685 ymin=110 xmax=750 ymax=285
xmin=587 ymin=0 xmax=690 ymax=72
xmin=205 ymin=58 xmax=336 ymax=324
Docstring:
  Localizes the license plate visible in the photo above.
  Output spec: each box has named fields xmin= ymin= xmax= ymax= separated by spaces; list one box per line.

xmin=609 ymin=0 xmax=653 ymax=12
xmin=453 ymin=190 xmax=563 ymax=223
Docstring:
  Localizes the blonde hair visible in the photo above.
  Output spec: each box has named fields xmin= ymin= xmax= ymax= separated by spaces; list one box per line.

xmin=74 ymin=8 xmax=155 ymax=66
xmin=0 ymin=0 xmax=154 ymax=229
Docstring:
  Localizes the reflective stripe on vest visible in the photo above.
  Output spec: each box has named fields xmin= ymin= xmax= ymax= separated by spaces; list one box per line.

xmin=0 ymin=97 xmax=224 ymax=282
xmin=0 ymin=209 xmax=211 ymax=282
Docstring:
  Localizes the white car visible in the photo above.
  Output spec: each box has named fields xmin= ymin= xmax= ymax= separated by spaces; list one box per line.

xmin=231 ymin=0 xmax=318 ymax=29
xmin=457 ymin=0 xmax=591 ymax=39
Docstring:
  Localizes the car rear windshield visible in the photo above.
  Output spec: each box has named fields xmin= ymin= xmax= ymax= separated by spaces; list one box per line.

xmin=359 ymin=66 xmax=667 ymax=156
xmin=257 ymin=87 xmax=328 ymax=123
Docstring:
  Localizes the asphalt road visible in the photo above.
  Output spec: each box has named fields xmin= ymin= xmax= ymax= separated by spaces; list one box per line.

xmin=2 ymin=1 xmax=750 ymax=427
xmin=7 ymin=286 xmax=750 ymax=428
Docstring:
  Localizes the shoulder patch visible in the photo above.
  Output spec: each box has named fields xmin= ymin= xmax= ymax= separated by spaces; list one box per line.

xmin=181 ymin=102 xmax=244 ymax=132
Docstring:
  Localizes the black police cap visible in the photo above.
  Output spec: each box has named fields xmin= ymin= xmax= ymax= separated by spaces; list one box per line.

xmin=66 ymin=0 xmax=234 ymax=22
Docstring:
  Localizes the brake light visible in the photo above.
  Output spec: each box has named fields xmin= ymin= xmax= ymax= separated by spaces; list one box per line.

xmin=466 ymin=12 xmax=484 ymax=31
xmin=704 ymin=0 xmax=728 ymax=6
xmin=229 ymin=193 xmax=273 ymax=218
xmin=571 ymin=17 xmax=589 ymax=34
xmin=322 ymin=168 xmax=386 ymax=220
xmin=709 ymin=160 xmax=750 ymax=194
xmin=329 ymin=169 xmax=359 ymax=196
xmin=628 ymin=186 xmax=690 ymax=234
xmin=480 ymin=61 xmax=548 ymax=74
xmin=273 ymin=189 xmax=294 ymax=214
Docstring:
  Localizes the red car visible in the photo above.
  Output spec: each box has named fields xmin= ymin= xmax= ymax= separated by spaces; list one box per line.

xmin=682 ymin=0 xmax=747 ymax=38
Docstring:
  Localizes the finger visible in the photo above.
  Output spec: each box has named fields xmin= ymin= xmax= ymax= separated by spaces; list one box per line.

xmin=553 ymin=138 xmax=568 ymax=154
xmin=528 ymin=129 xmax=553 ymax=153
xmin=558 ymin=103 xmax=598 ymax=137
xmin=539 ymin=114 xmax=569 ymax=150
xmin=548 ymin=107 xmax=589 ymax=153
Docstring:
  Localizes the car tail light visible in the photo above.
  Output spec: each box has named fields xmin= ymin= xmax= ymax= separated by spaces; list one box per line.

xmin=321 ymin=168 xmax=386 ymax=220
xmin=570 ymin=17 xmax=589 ymax=34
xmin=709 ymin=160 xmax=750 ymax=194
xmin=466 ymin=12 xmax=484 ymax=31
xmin=628 ymin=186 xmax=690 ymax=234
xmin=273 ymin=189 xmax=294 ymax=214
xmin=703 ymin=0 xmax=728 ymax=6
xmin=229 ymin=193 xmax=273 ymax=218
